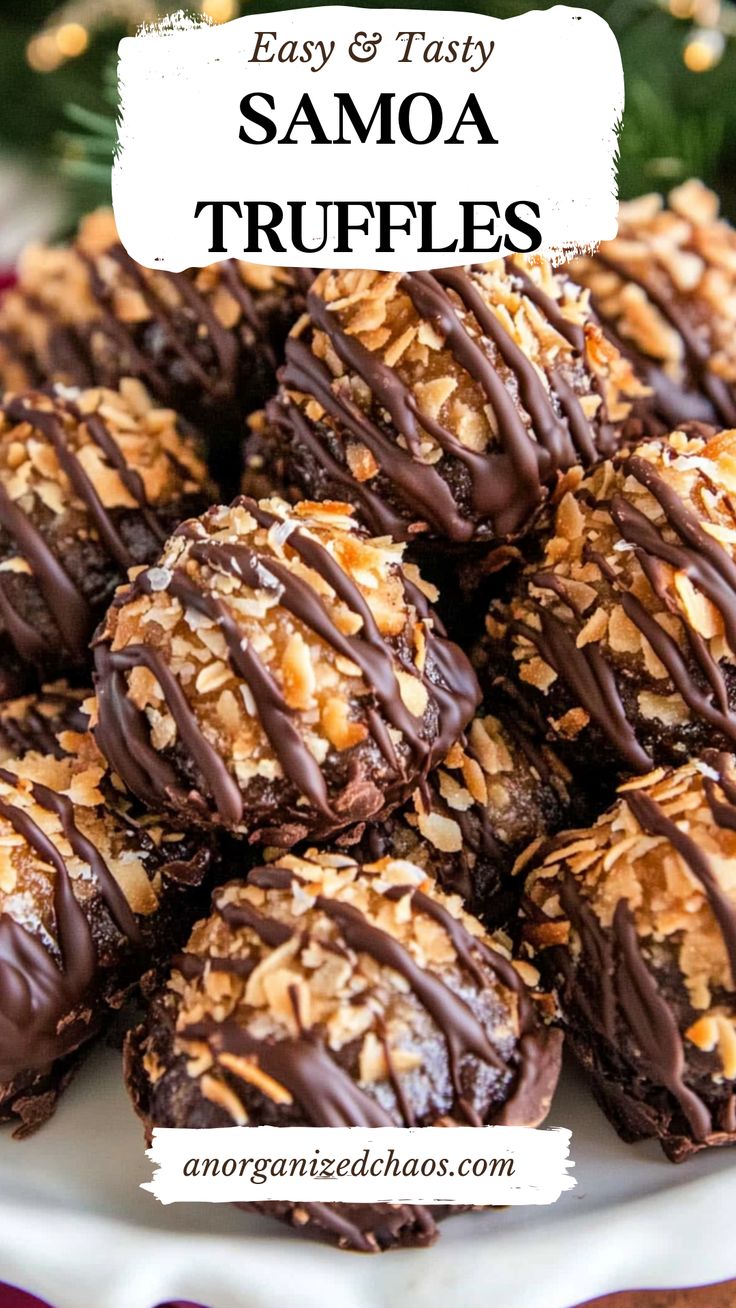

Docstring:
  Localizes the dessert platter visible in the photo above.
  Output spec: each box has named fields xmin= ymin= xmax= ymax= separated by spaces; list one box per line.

xmin=0 ymin=180 xmax=735 ymax=1306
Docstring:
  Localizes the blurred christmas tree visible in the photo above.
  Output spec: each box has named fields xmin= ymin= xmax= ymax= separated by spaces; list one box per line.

xmin=1 ymin=0 xmax=735 ymax=239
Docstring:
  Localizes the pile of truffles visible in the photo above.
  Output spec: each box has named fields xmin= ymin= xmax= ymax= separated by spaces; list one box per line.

xmin=2 ymin=178 xmax=736 ymax=1251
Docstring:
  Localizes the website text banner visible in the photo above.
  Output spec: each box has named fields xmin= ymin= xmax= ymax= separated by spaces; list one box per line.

xmin=113 ymin=6 xmax=623 ymax=271
xmin=144 ymin=1125 xmax=575 ymax=1205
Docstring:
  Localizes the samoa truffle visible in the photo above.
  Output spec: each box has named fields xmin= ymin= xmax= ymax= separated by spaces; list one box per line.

xmin=522 ymin=755 xmax=736 ymax=1161
xmin=248 ymin=261 xmax=648 ymax=551
xmin=0 ymin=381 xmax=212 ymax=696
xmin=92 ymin=496 xmax=480 ymax=844
xmin=360 ymin=705 xmax=573 ymax=929
xmin=0 ymin=737 xmax=213 ymax=1136
xmin=568 ymin=180 xmax=736 ymax=429
xmin=124 ymin=848 xmax=561 ymax=1250
xmin=0 ymin=208 xmax=313 ymax=437
xmin=479 ymin=427 xmax=736 ymax=781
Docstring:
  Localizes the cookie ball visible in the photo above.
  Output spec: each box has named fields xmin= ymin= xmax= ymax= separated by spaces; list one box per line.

xmin=0 ymin=382 xmax=213 ymax=697
xmin=124 ymin=849 xmax=562 ymax=1250
xmin=568 ymin=180 xmax=736 ymax=429
xmin=248 ymin=262 xmax=649 ymax=554
xmin=0 ymin=682 xmax=89 ymax=761
xmin=523 ymin=755 xmax=736 ymax=1161
xmin=92 ymin=496 xmax=480 ymax=844
xmin=360 ymin=704 xmax=573 ymax=929
xmin=0 ymin=736 xmax=213 ymax=1136
xmin=479 ymin=427 xmax=736 ymax=785
xmin=0 ymin=209 xmax=313 ymax=443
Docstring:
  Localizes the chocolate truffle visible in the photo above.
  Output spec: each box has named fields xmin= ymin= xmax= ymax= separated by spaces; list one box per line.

xmin=568 ymin=180 xmax=736 ymax=429
xmin=0 ymin=209 xmax=313 ymax=443
xmin=360 ymin=704 xmax=573 ymax=929
xmin=479 ymin=427 xmax=736 ymax=783
xmin=522 ymin=755 xmax=736 ymax=1161
xmin=0 ymin=381 xmax=212 ymax=697
xmin=92 ymin=496 xmax=479 ymax=844
xmin=0 ymin=735 xmax=213 ymax=1136
xmin=125 ymin=849 xmax=562 ymax=1249
xmin=248 ymin=262 xmax=648 ymax=553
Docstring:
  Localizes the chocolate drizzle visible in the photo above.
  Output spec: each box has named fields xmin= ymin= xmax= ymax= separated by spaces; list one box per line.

xmin=625 ymin=785 xmax=736 ymax=985
xmin=538 ymin=755 xmax=736 ymax=1147
xmin=182 ymin=866 xmax=552 ymax=1133
xmin=592 ymin=250 xmax=736 ymax=427
xmin=0 ymin=393 xmax=169 ymax=667
xmin=557 ymin=874 xmax=713 ymax=1141
xmin=274 ymin=263 xmax=618 ymax=543
xmin=511 ymin=449 xmax=736 ymax=770
xmin=0 ymin=763 xmax=144 ymax=1082
xmin=93 ymin=497 xmax=479 ymax=831
xmin=24 ymin=242 xmax=311 ymax=421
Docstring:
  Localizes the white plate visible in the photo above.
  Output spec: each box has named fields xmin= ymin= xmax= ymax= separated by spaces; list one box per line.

xmin=0 ymin=1045 xmax=735 ymax=1308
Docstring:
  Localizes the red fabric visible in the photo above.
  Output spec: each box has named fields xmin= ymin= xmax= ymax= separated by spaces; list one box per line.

xmin=0 ymin=1289 xmax=53 ymax=1308
xmin=0 ymin=1290 xmax=206 ymax=1308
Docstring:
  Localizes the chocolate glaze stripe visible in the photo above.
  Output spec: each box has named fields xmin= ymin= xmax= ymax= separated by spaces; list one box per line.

xmin=0 ymin=572 xmax=48 ymax=664
xmin=81 ymin=411 xmax=167 ymax=545
xmin=186 ymin=536 xmax=418 ymax=776
xmin=77 ymin=251 xmax=174 ymax=398
xmin=315 ymin=893 xmax=504 ymax=1124
xmin=704 ymin=750 xmax=736 ymax=829
xmin=268 ymin=392 xmax=409 ymax=540
xmin=428 ymin=270 xmax=574 ymax=468
xmin=612 ymin=899 xmax=713 ymax=1140
xmin=29 ymin=778 xmax=142 ymax=947
xmin=558 ymin=874 xmax=712 ymax=1140
xmin=593 ymin=250 xmax=736 ymax=426
xmin=164 ymin=565 xmax=334 ymax=819
xmin=95 ymin=552 xmax=334 ymax=823
xmin=94 ymin=640 xmax=244 ymax=825
xmin=174 ymin=951 xmax=257 ymax=981
xmin=236 ymin=864 xmax=521 ymax=1123
xmin=507 ymin=264 xmax=585 ymax=352
xmin=0 ymin=776 xmax=97 ymax=1080
xmin=95 ymin=500 xmax=477 ymax=822
xmin=221 ymin=498 xmax=477 ymax=771
xmin=511 ymin=598 xmax=651 ymax=771
xmin=615 ymin=454 xmax=736 ymax=652
xmin=107 ymin=247 xmax=229 ymax=396
xmin=0 ymin=479 xmax=91 ymax=662
xmin=282 ymin=331 xmax=474 ymax=541
xmin=625 ymin=786 xmax=736 ymax=985
xmin=183 ymin=1017 xmax=395 ymax=1127
xmin=215 ymin=895 xmax=294 ymax=948
xmin=402 ymin=271 xmax=550 ymax=534
xmin=3 ymin=397 xmax=133 ymax=571
xmin=587 ymin=525 xmax=736 ymax=752
xmin=0 ymin=391 xmax=173 ymax=663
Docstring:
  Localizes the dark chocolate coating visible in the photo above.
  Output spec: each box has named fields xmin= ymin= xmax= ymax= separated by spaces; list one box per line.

xmin=248 ymin=263 xmax=647 ymax=554
xmin=125 ymin=852 xmax=561 ymax=1249
xmin=523 ymin=753 xmax=736 ymax=1161
xmin=357 ymin=702 xmax=573 ymax=930
xmin=0 ymin=388 xmax=212 ymax=696
xmin=0 ymin=746 xmax=214 ymax=1136
xmin=0 ymin=218 xmax=314 ymax=443
xmin=567 ymin=182 xmax=736 ymax=432
xmin=478 ymin=429 xmax=736 ymax=789
xmin=0 ymin=682 xmax=89 ymax=760
xmin=93 ymin=496 xmax=480 ymax=844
